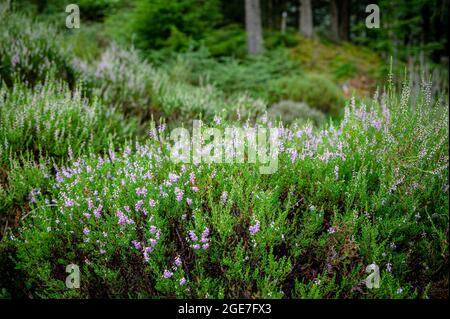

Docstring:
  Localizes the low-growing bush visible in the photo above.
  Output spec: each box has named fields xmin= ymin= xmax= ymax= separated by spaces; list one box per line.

xmin=0 ymin=8 xmax=78 ymax=88
xmin=268 ymin=74 xmax=345 ymax=114
xmin=8 ymin=82 xmax=448 ymax=298
xmin=0 ymin=79 xmax=132 ymax=164
xmin=267 ymin=100 xmax=327 ymax=126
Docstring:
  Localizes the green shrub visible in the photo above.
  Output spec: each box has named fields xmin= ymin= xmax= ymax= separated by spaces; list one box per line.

xmin=268 ymin=74 xmax=345 ymax=114
xmin=0 ymin=79 xmax=132 ymax=164
xmin=9 ymin=82 xmax=448 ymax=298
xmin=268 ymin=100 xmax=326 ymax=126
xmin=0 ymin=9 xmax=78 ymax=88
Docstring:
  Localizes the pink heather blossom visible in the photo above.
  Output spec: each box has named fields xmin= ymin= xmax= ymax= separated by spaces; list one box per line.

xmin=174 ymin=256 xmax=182 ymax=267
xmin=249 ymin=220 xmax=260 ymax=236
xmin=221 ymin=191 xmax=228 ymax=204
xmin=84 ymin=213 xmax=91 ymax=219
xmin=150 ymin=225 xmax=157 ymax=234
xmin=87 ymin=198 xmax=94 ymax=210
xmin=189 ymin=172 xmax=196 ymax=184
xmin=135 ymin=200 xmax=144 ymax=211
xmin=116 ymin=210 xmax=127 ymax=226
xmin=327 ymin=227 xmax=336 ymax=234
xmin=186 ymin=198 xmax=193 ymax=206
xmin=149 ymin=238 xmax=157 ymax=247
xmin=202 ymin=228 xmax=210 ymax=241
xmin=136 ymin=187 xmax=147 ymax=196
xmin=191 ymin=186 xmax=199 ymax=192
xmin=94 ymin=205 xmax=102 ymax=219
xmin=143 ymin=247 xmax=153 ymax=262
xmin=163 ymin=269 xmax=173 ymax=279
xmin=169 ymin=173 xmax=179 ymax=183
xmin=143 ymin=171 xmax=153 ymax=180
xmin=174 ymin=187 xmax=184 ymax=202
xmin=181 ymin=214 xmax=187 ymax=220
xmin=189 ymin=231 xmax=198 ymax=242
xmin=132 ymin=240 xmax=141 ymax=250
xmin=180 ymin=277 xmax=186 ymax=286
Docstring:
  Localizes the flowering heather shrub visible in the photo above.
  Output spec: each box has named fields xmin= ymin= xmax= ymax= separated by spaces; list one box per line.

xmin=0 ymin=9 xmax=78 ymax=88
xmin=0 ymin=80 xmax=132 ymax=164
xmin=80 ymin=45 xmax=267 ymax=124
xmin=9 ymin=83 xmax=448 ymax=298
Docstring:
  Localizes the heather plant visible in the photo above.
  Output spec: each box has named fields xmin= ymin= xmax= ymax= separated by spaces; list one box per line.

xmin=8 ymin=81 xmax=448 ymax=298
xmin=80 ymin=45 xmax=266 ymax=124
xmin=0 ymin=8 xmax=78 ymax=88
xmin=0 ymin=79 xmax=133 ymax=165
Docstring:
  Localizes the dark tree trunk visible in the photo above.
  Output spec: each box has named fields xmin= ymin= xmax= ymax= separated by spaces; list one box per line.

xmin=330 ymin=0 xmax=339 ymax=41
xmin=245 ymin=0 xmax=264 ymax=54
xmin=338 ymin=0 xmax=350 ymax=41
xmin=299 ymin=0 xmax=313 ymax=38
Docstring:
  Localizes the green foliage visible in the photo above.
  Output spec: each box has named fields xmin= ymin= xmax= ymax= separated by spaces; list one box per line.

xmin=269 ymin=74 xmax=345 ymax=114
xmin=126 ymin=0 xmax=222 ymax=51
xmin=0 ymin=79 xmax=132 ymax=164
xmin=0 ymin=9 xmax=78 ymax=88
xmin=7 ymin=82 xmax=449 ymax=298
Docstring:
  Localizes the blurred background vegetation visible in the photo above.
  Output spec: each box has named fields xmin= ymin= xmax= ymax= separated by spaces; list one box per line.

xmin=6 ymin=0 xmax=449 ymax=107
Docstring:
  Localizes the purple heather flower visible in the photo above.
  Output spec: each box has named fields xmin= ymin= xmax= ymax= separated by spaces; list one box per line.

xmin=214 ymin=115 xmax=221 ymax=125
xmin=94 ymin=205 xmax=103 ymax=219
xmin=87 ymin=198 xmax=94 ymax=210
xmin=150 ymin=225 xmax=157 ymax=234
xmin=174 ymin=256 xmax=182 ymax=267
xmin=221 ymin=191 xmax=228 ymax=204
xmin=132 ymin=240 xmax=141 ymax=250
xmin=180 ymin=277 xmax=186 ymax=286
xmin=149 ymin=238 xmax=157 ymax=247
xmin=143 ymin=247 xmax=153 ymax=262
xmin=202 ymin=243 xmax=209 ymax=250
xmin=174 ymin=187 xmax=184 ymax=202
xmin=158 ymin=124 xmax=166 ymax=133
xmin=83 ymin=228 xmax=90 ymax=236
xmin=116 ymin=210 xmax=127 ymax=226
xmin=191 ymin=186 xmax=199 ymax=193
xmin=189 ymin=172 xmax=196 ymax=184
xmin=249 ymin=220 xmax=260 ymax=236
xmin=163 ymin=269 xmax=173 ymax=279
xmin=100 ymin=249 xmax=106 ymax=255
xmin=84 ymin=213 xmax=91 ymax=219
xmin=189 ymin=231 xmax=198 ymax=242
xmin=149 ymin=199 xmax=156 ymax=207
xmin=186 ymin=198 xmax=193 ymax=206
xmin=169 ymin=173 xmax=179 ymax=183
xmin=135 ymin=200 xmax=144 ymax=211
xmin=327 ymin=227 xmax=336 ymax=234
xmin=136 ymin=187 xmax=147 ymax=196
xmin=193 ymin=244 xmax=201 ymax=250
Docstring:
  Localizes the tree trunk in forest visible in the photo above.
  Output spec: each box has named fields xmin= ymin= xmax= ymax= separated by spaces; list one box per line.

xmin=330 ymin=0 xmax=339 ymax=41
xmin=330 ymin=0 xmax=350 ymax=41
xmin=245 ymin=0 xmax=264 ymax=55
xmin=338 ymin=0 xmax=350 ymax=41
xmin=299 ymin=0 xmax=313 ymax=38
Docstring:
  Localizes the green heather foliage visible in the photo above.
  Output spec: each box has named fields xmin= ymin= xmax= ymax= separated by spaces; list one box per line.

xmin=8 ymin=83 xmax=448 ymax=298
xmin=80 ymin=45 xmax=266 ymax=123
xmin=0 ymin=80 xmax=131 ymax=164
xmin=0 ymin=9 xmax=77 ymax=88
